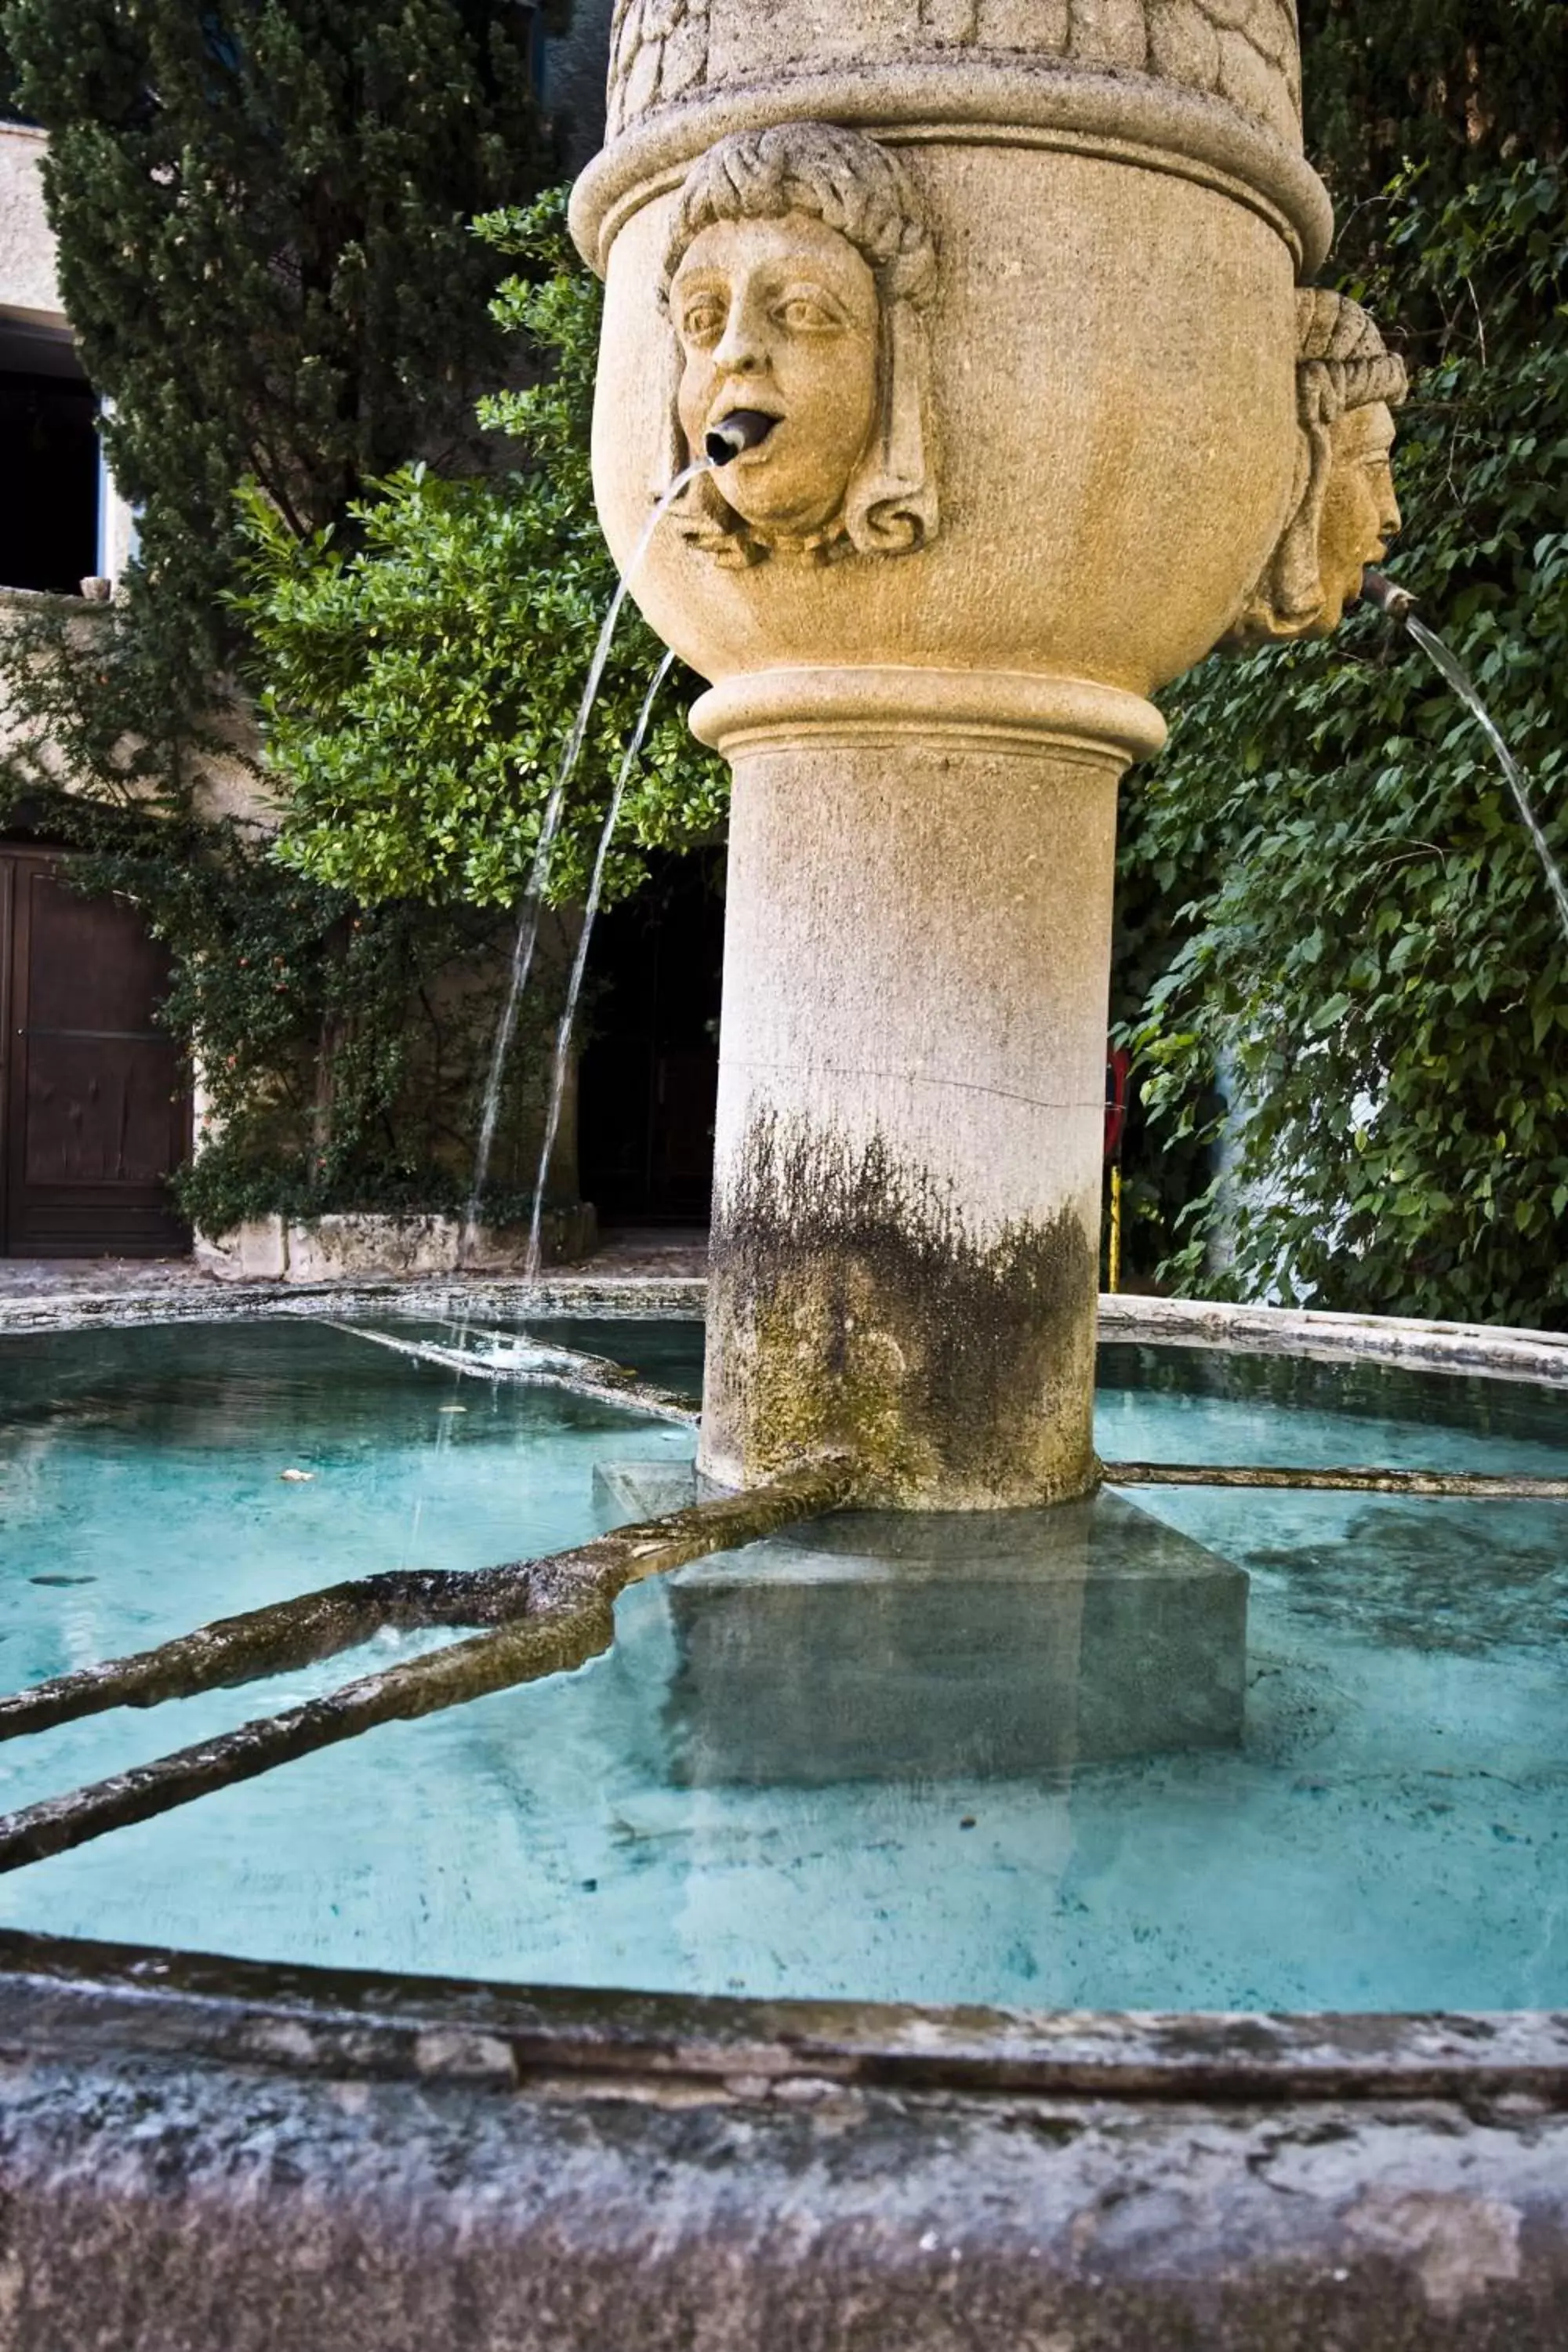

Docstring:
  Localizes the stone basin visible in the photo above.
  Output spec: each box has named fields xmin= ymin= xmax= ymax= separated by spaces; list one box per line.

xmin=0 ymin=1283 xmax=1563 ymax=2345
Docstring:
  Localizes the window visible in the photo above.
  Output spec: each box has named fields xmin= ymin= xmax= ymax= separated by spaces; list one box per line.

xmin=0 ymin=314 xmax=99 ymax=595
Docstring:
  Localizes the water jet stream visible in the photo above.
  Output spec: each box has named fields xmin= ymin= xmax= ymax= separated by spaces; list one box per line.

xmin=461 ymin=464 xmax=709 ymax=1263
xmin=1403 ymin=613 xmax=1568 ymax=946
xmin=1365 ymin=575 xmax=1568 ymax=949
xmin=526 ymin=649 xmax=677 ymax=1278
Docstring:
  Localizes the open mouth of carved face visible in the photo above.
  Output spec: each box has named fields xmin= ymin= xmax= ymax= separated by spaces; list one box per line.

xmin=704 ymin=405 xmax=783 ymax=466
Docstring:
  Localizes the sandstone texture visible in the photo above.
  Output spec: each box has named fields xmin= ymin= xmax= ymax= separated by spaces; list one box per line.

xmin=577 ymin=0 xmax=1323 ymax=1501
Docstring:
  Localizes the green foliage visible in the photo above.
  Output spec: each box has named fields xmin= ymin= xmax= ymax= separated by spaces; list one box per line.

xmin=0 ymin=0 xmax=568 ymax=1225
xmin=1125 ymin=155 xmax=1568 ymax=1323
xmin=1302 ymin=0 xmax=1567 ymax=250
xmin=166 ymin=855 xmax=563 ymax=1235
xmin=238 ymin=190 xmax=728 ymax=909
xmin=0 ymin=772 xmax=565 ymax=1234
xmin=0 ymin=21 xmax=22 ymax=120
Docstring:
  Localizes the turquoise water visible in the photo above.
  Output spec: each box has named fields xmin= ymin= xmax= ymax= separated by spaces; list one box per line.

xmin=0 ymin=1318 xmax=1564 ymax=2013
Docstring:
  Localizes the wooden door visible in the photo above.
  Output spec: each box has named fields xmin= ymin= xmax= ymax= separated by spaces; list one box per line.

xmin=0 ymin=848 xmax=190 ymax=1256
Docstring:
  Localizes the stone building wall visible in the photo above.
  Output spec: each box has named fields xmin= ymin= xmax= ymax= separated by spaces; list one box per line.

xmin=0 ymin=122 xmax=61 ymax=323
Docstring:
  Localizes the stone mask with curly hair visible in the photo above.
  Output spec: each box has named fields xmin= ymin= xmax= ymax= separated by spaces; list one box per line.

xmin=657 ymin=121 xmax=938 ymax=566
xmin=1225 ymin=289 xmax=1408 ymax=648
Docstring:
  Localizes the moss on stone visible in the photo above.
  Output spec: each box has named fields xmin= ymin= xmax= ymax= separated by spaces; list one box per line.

xmin=706 ymin=1112 xmax=1101 ymax=1508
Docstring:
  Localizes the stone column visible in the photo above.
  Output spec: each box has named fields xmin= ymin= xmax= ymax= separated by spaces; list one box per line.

xmin=693 ymin=671 xmax=1162 ymax=1505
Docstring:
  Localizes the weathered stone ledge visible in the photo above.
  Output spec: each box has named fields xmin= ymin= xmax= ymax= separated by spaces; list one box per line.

xmin=5 ymin=1924 xmax=1568 ymax=2104
xmin=194 ymin=1206 xmax=599 ymax=1283
xmin=0 ymin=1929 xmax=1565 ymax=2350
xmin=0 ymin=1269 xmax=708 ymax=1334
xmin=1099 ymin=1292 xmax=1568 ymax=1388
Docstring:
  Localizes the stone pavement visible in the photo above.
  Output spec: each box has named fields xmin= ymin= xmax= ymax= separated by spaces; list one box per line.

xmin=0 ymin=1225 xmax=710 ymax=1298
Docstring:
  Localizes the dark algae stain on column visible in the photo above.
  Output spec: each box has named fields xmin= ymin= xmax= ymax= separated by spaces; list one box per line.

xmin=706 ymin=1112 xmax=1099 ymax=1507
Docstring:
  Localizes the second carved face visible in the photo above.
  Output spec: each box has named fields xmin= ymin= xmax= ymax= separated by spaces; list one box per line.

xmin=672 ymin=212 xmax=883 ymax=545
xmin=1315 ymin=400 xmax=1402 ymax=633
xmin=1222 ymin=289 xmax=1408 ymax=652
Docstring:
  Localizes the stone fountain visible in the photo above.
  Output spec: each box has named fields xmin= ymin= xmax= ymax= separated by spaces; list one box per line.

xmin=571 ymin=0 xmax=1403 ymax=1515
xmin=9 ymin=27 xmax=1541 ymax=2344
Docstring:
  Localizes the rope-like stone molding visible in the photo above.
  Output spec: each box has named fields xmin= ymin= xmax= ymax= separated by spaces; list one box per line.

xmin=572 ymin=62 xmax=1333 ymax=274
xmin=605 ymin=0 xmax=1302 ymax=151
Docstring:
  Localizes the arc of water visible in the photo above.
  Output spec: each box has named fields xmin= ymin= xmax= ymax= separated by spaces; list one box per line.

xmin=1404 ymin=614 xmax=1568 ymax=948
xmin=461 ymin=462 xmax=709 ymax=1261
xmin=527 ymin=648 xmax=678 ymax=1278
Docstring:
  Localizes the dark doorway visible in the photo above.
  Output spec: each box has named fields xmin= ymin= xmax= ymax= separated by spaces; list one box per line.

xmin=578 ymin=847 xmax=724 ymax=1225
xmin=0 ymin=316 xmax=100 ymax=595
xmin=0 ymin=846 xmax=190 ymax=1255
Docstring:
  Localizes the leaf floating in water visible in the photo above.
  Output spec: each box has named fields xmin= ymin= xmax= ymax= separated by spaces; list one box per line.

xmin=279 ymin=1468 xmax=316 ymax=1483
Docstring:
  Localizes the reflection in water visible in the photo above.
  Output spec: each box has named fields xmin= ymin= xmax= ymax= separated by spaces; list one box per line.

xmin=0 ymin=1323 xmax=1564 ymax=2013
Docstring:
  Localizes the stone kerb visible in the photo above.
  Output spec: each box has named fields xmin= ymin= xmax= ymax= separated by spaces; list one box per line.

xmin=194 ymin=1209 xmax=600 ymax=1284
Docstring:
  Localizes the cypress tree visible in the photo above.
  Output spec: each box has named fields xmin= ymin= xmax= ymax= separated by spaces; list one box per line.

xmin=0 ymin=2 xmax=571 ymax=1228
xmin=2 ymin=0 xmax=561 ymax=704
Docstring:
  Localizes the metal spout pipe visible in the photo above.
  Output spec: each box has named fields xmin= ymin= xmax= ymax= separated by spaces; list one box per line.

xmin=705 ymin=409 xmax=777 ymax=464
xmin=1361 ymin=566 xmax=1417 ymax=622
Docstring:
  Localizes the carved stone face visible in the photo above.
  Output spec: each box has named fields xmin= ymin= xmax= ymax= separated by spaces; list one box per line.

xmin=1316 ymin=400 xmax=1402 ymax=631
xmin=672 ymin=212 xmax=881 ymax=543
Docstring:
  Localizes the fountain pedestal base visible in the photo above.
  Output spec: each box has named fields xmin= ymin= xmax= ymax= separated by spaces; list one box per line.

xmin=596 ymin=1465 xmax=1247 ymax=1784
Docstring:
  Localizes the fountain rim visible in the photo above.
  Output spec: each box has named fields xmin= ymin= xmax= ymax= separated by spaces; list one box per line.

xmin=568 ymin=62 xmax=1334 ymax=278
xmin=0 ymin=1277 xmax=1564 ymax=2058
xmin=2 ymin=1276 xmax=1564 ymax=1393
xmin=3 ymin=1922 xmax=1567 ymax=2106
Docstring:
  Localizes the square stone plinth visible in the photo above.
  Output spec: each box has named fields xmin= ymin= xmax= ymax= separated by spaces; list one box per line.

xmin=594 ymin=1466 xmax=1247 ymax=1785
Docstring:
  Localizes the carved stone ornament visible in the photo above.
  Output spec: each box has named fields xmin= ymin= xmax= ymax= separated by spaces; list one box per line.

xmin=656 ymin=121 xmax=938 ymax=567
xmin=1224 ymin=288 xmax=1409 ymax=648
xmin=608 ymin=0 xmax=1302 ymax=151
